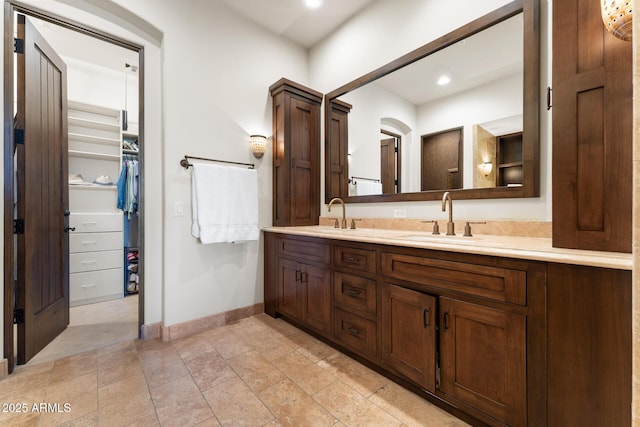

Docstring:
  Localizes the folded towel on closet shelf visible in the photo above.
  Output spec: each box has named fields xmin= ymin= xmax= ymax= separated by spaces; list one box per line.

xmin=354 ymin=180 xmax=382 ymax=196
xmin=191 ymin=162 xmax=259 ymax=244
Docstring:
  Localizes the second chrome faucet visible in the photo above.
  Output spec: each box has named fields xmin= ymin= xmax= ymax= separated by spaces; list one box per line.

xmin=442 ymin=191 xmax=455 ymax=235
xmin=328 ymin=197 xmax=348 ymax=229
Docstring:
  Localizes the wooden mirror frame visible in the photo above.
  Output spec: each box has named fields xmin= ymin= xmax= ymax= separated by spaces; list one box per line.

xmin=324 ymin=0 xmax=539 ymax=203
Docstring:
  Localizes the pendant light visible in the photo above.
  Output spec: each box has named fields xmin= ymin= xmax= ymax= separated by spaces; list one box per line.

xmin=601 ymin=0 xmax=633 ymax=41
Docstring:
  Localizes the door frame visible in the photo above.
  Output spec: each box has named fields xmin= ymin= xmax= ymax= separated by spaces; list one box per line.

xmin=3 ymin=0 xmax=146 ymax=372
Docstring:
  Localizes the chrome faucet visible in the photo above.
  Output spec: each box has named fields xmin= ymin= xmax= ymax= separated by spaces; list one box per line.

xmin=328 ymin=197 xmax=347 ymax=229
xmin=442 ymin=191 xmax=455 ymax=235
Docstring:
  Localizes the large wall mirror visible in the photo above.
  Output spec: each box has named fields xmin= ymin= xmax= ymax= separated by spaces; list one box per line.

xmin=324 ymin=0 xmax=539 ymax=203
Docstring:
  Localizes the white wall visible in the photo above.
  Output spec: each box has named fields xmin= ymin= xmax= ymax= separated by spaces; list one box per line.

xmin=120 ymin=0 xmax=307 ymax=326
xmin=310 ymin=0 xmax=553 ymax=222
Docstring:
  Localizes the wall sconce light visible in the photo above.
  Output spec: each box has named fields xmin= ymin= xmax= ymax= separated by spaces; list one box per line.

xmin=478 ymin=162 xmax=493 ymax=177
xmin=249 ymin=135 xmax=267 ymax=159
xmin=601 ymin=0 xmax=633 ymax=41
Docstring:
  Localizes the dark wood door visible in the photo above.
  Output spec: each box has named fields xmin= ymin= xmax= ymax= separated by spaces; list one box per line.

xmin=299 ymin=263 xmax=331 ymax=334
xmin=552 ymin=0 xmax=632 ymax=252
xmin=380 ymin=284 xmax=436 ymax=392
xmin=439 ymin=297 xmax=526 ymax=426
xmin=380 ymin=138 xmax=396 ymax=194
xmin=15 ymin=14 xmax=69 ymax=364
xmin=421 ymin=128 xmax=462 ymax=191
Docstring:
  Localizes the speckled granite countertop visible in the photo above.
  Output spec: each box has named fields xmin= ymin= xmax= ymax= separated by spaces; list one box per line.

xmin=263 ymin=226 xmax=632 ymax=270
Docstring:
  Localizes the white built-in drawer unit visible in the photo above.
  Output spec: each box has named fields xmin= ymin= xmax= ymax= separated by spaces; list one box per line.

xmin=70 ymin=268 xmax=123 ymax=307
xmin=70 ymin=249 xmax=122 ymax=274
xmin=69 ymin=215 xmax=123 ymax=305
xmin=70 ymin=213 xmax=123 ymax=233
xmin=69 ymin=232 xmax=122 ymax=253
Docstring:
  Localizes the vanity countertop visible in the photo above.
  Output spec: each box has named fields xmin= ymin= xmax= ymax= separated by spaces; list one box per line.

xmin=263 ymin=226 xmax=632 ymax=270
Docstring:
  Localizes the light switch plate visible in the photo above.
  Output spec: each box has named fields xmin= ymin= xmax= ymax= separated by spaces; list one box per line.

xmin=174 ymin=201 xmax=184 ymax=217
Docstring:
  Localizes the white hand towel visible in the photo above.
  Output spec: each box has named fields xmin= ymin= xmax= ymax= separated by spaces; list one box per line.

xmin=355 ymin=180 xmax=382 ymax=196
xmin=191 ymin=162 xmax=259 ymax=244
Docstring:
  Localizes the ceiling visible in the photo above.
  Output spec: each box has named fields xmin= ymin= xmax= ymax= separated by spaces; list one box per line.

xmin=220 ymin=0 xmax=377 ymax=48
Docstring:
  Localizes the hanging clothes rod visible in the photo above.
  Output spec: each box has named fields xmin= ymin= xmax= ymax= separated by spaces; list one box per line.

xmin=349 ymin=176 xmax=380 ymax=184
xmin=180 ymin=155 xmax=255 ymax=169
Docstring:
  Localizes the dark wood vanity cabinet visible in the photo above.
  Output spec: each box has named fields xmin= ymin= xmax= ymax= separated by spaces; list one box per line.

xmin=263 ymin=232 xmax=631 ymax=426
xmin=439 ymin=297 xmax=526 ymax=426
xmin=380 ymin=283 xmax=436 ymax=393
xmin=269 ymin=78 xmax=323 ymax=226
xmin=273 ymin=236 xmax=331 ymax=335
xmin=552 ymin=0 xmax=632 ymax=253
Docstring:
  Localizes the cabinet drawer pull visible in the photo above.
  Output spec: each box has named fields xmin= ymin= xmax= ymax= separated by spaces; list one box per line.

xmin=344 ymin=288 xmax=362 ymax=297
xmin=81 ymin=283 xmax=97 ymax=289
xmin=443 ymin=311 xmax=449 ymax=330
xmin=81 ymin=260 xmax=97 ymax=265
xmin=344 ymin=256 xmax=359 ymax=263
xmin=423 ymin=308 xmax=430 ymax=327
xmin=82 ymin=240 xmax=97 ymax=245
xmin=82 ymin=221 xmax=97 ymax=225
xmin=295 ymin=270 xmax=302 ymax=282
xmin=347 ymin=326 xmax=361 ymax=336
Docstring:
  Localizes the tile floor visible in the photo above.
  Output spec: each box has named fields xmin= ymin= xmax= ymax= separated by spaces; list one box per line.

xmin=0 ymin=313 xmax=470 ymax=426
xmin=27 ymin=295 xmax=139 ymax=365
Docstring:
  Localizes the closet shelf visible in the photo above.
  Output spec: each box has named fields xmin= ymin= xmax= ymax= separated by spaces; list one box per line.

xmin=69 ymin=150 xmax=120 ymax=161
xmin=69 ymin=132 xmax=120 ymax=146
xmin=122 ymin=149 xmax=139 ymax=155
xmin=68 ymin=116 xmax=120 ymax=132
xmin=69 ymin=184 xmax=117 ymax=191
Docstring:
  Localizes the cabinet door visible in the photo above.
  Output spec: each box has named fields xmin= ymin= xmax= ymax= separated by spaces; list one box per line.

xmin=277 ymin=258 xmax=300 ymax=320
xmin=381 ymin=284 xmax=436 ymax=392
xmin=439 ymin=297 xmax=525 ymax=426
xmin=300 ymin=263 xmax=331 ymax=334
xmin=289 ymin=97 xmax=320 ymax=226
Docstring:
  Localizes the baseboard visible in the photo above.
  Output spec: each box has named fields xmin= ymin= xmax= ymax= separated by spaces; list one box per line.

xmin=151 ymin=302 xmax=264 ymax=342
xmin=140 ymin=322 xmax=161 ymax=340
xmin=0 ymin=358 xmax=7 ymax=380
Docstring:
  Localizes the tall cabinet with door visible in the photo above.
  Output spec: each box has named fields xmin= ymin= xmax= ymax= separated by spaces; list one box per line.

xmin=269 ymin=78 xmax=322 ymax=226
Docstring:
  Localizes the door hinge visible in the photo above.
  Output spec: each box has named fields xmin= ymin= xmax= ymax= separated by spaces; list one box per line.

xmin=13 ymin=219 xmax=24 ymax=234
xmin=13 ymin=38 xmax=24 ymax=54
xmin=14 ymin=129 xmax=24 ymax=145
xmin=13 ymin=308 xmax=24 ymax=324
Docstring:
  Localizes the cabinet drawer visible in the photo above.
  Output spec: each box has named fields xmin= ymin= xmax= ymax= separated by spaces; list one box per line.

xmin=69 ymin=232 xmax=122 ymax=253
xmin=381 ymin=253 xmax=526 ymax=305
xmin=334 ymin=308 xmax=377 ymax=358
xmin=334 ymin=246 xmax=376 ymax=274
xmin=70 ymin=268 xmax=122 ymax=306
xmin=334 ymin=272 xmax=377 ymax=317
xmin=278 ymin=238 xmax=330 ymax=264
xmin=70 ymin=249 xmax=123 ymax=273
xmin=70 ymin=213 xmax=123 ymax=232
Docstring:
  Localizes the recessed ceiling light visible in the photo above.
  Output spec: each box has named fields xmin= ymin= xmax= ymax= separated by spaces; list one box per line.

xmin=437 ymin=75 xmax=451 ymax=86
xmin=305 ymin=0 xmax=323 ymax=9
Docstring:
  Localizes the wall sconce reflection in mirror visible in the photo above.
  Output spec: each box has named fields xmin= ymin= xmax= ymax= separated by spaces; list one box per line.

xmin=601 ymin=0 xmax=632 ymax=41
xmin=478 ymin=162 xmax=493 ymax=177
xmin=250 ymin=135 xmax=267 ymax=158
